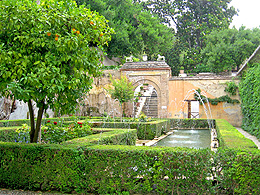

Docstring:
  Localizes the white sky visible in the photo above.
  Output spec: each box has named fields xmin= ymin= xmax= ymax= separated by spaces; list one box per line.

xmin=229 ymin=0 xmax=260 ymax=29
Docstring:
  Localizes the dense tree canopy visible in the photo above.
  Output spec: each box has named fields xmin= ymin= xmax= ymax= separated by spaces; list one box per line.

xmin=140 ymin=0 xmax=237 ymax=74
xmin=0 ymin=0 xmax=113 ymax=142
xmin=201 ymin=27 xmax=260 ymax=73
xmin=76 ymin=0 xmax=175 ymax=59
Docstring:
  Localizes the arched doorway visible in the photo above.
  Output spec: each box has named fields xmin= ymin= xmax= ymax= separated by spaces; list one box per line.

xmin=134 ymin=83 xmax=158 ymax=118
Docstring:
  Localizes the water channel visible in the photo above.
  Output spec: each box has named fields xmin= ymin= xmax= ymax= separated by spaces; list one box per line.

xmin=153 ymin=129 xmax=211 ymax=149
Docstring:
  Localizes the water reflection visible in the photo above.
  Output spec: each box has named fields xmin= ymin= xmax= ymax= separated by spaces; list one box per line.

xmin=153 ymin=129 xmax=210 ymax=149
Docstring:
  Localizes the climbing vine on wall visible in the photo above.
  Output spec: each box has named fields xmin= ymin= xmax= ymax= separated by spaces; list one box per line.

xmin=224 ymin=81 xmax=238 ymax=96
xmin=194 ymin=88 xmax=239 ymax=105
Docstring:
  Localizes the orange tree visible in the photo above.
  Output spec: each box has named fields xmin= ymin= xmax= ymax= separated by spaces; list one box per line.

xmin=0 ymin=0 xmax=114 ymax=143
xmin=107 ymin=75 xmax=135 ymax=118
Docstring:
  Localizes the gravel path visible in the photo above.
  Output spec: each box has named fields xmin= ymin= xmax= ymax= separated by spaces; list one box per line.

xmin=236 ymin=127 xmax=260 ymax=149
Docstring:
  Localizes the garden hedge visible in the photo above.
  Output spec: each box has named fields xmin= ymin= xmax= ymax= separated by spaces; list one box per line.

xmin=0 ymin=126 xmax=22 ymax=142
xmin=0 ymin=143 xmax=259 ymax=194
xmin=169 ymin=118 xmax=214 ymax=129
xmin=64 ymin=128 xmax=137 ymax=146
xmin=0 ymin=118 xmax=260 ymax=194
xmin=215 ymin=119 xmax=257 ymax=150
xmin=0 ymin=116 xmax=96 ymax=127
xmin=100 ymin=119 xmax=170 ymax=140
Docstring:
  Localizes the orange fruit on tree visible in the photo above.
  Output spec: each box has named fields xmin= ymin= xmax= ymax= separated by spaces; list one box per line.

xmin=76 ymin=31 xmax=80 ymax=34
xmin=55 ymin=37 xmax=58 ymax=41
xmin=72 ymin=28 xmax=76 ymax=32
xmin=100 ymin=33 xmax=103 ymax=37
xmin=90 ymin=21 xmax=94 ymax=25
xmin=55 ymin=34 xmax=59 ymax=37
xmin=47 ymin=32 xmax=51 ymax=36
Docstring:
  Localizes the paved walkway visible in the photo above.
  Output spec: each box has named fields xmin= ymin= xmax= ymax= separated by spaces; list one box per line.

xmin=236 ymin=127 xmax=260 ymax=149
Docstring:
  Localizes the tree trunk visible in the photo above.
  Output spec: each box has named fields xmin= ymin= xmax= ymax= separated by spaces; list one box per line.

xmin=28 ymin=99 xmax=45 ymax=143
xmin=28 ymin=99 xmax=35 ymax=143
xmin=33 ymin=100 xmax=45 ymax=143
xmin=120 ymin=103 xmax=123 ymax=122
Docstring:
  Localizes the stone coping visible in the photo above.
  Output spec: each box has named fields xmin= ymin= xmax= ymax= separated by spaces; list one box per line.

xmin=136 ymin=131 xmax=173 ymax=146
xmin=170 ymin=76 xmax=240 ymax=81
xmin=121 ymin=61 xmax=170 ymax=70
xmin=136 ymin=129 xmax=218 ymax=151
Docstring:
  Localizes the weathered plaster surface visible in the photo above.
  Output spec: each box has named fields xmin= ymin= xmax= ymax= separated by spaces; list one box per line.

xmin=168 ymin=77 xmax=242 ymax=127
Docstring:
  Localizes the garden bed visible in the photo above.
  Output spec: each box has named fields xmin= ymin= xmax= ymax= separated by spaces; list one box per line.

xmin=0 ymin=118 xmax=259 ymax=194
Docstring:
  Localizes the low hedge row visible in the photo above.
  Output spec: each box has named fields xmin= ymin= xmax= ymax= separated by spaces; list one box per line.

xmin=0 ymin=116 xmax=96 ymax=127
xmin=0 ymin=143 xmax=259 ymax=194
xmin=64 ymin=128 xmax=137 ymax=146
xmin=0 ymin=126 xmax=137 ymax=146
xmin=0 ymin=126 xmax=23 ymax=142
xmin=0 ymin=143 xmax=212 ymax=194
xmin=169 ymin=118 xmax=214 ymax=129
xmin=0 ymin=117 xmax=168 ymax=141
xmin=215 ymin=119 xmax=257 ymax=150
xmin=100 ymin=119 xmax=170 ymax=140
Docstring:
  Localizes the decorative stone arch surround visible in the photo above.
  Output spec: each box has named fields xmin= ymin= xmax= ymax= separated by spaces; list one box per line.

xmin=120 ymin=61 xmax=171 ymax=118
xmin=132 ymin=78 xmax=161 ymax=111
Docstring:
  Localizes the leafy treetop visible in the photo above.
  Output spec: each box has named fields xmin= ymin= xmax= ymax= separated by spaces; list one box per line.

xmin=106 ymin=75 xmax=135 ymax=117
xmin=77 ymin=0 xmax=175 ymax=59
xmin=0 ymin=0 xmax=114 ymax=142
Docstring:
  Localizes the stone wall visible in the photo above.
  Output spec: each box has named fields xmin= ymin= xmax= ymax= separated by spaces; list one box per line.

xmin=83 ymin=69 xmax=122 ymax=117
xmin=168 ymin=76 xmax=242 ymax=127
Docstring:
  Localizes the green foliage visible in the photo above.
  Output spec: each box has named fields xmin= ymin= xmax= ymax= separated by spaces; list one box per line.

xmin=202 ymin=27 xmax=260 ymax=73
xmin=213 ymin=149 xmax=260 ymax=194
xmin=0 ymin=0 xmax=113 ymax=142
xmin=1 ymin=142 xmax=260 ymax=194
xmin=77 ymin=0 xmax=175 ymax=59
xmin=0 ymin=143 xmax=213 ymax=194
xmin=100 ymin=119 xmax=169 ymax=140
xmin=41 ymin=120 xmax=92 ymax=144
xmin=142 ymin=0 xmax=237 ymax=74
xmin=215 ymin=119 xmax=257 ymax=150
xmin=239 ymin=63 xmax=260 ymax=140
xmin=66 ymin=128 xmax=137 ymax=146
xmin=107 ymin=75 xmax=135 ymax=105
xmin=194 ymin=88 xmax=239 ymax=105
xmin=1 ymin=119 xmax=260 ymax=194
xmin=169 ymin=118 xmax=213 ymax=129
xmin=0 ymin=125 xmax=30 ymax=143
xmin=107 ymin=75 xmax=135 ymax=117
xmin=224 ymin=81 xmax=238 ymax=96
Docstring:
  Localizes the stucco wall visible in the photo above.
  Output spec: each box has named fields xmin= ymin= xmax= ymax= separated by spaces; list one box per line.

xmin=168 ymin=77 xmax=242 ymax=127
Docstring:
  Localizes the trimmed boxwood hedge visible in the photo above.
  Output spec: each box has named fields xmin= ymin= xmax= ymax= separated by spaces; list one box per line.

xmin=168 ymin=118 xmax=214 ymax=129
xmin=99 ymin=119 xmax=170 ymax=140
xmin=215 ymin=119 xmax=257 ymax=150
xmin=0 ymin=118 xmax=260 ymax=194
xmin=0 ymin=126 xmax=24 ymax=142
xmin=0 ymin=116 xmax=92 ymax=127
xmin=64 ymin=128 xmax=137 ymax=146
xmin=0 ymin=143 xmax=213 ymax=194
xmin=0 ymin=143 xmax=259 ymax=194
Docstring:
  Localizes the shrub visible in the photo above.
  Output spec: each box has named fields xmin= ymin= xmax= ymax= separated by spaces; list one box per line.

xmin=239 ymin=63 xmax=260 ymax=140
xmin=41 ymin=121 xmax=92 ymax=144
xmin=215 ymin=119 xmax=257 ymax=149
